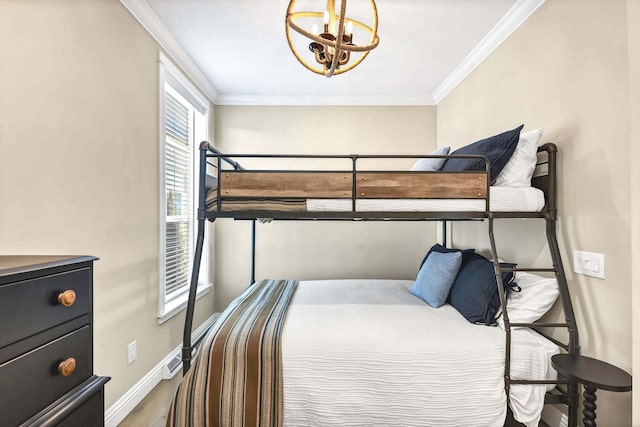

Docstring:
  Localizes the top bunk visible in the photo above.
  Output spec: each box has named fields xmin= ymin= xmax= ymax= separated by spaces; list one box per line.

xmin=198 ymin=133 xmax=558 ymax=222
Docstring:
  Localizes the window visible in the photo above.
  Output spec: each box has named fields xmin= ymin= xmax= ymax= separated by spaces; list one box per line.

xmin=158 ymin=53 xmax=211 ymax=323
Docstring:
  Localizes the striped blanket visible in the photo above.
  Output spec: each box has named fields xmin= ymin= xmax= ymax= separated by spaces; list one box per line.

xmin=206 ymin=187 xmax=308 ymax=213
xmin=167 ymin=279 xmax=299 ymax=427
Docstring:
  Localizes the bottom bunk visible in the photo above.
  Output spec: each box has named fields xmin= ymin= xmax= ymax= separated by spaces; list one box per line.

xmin=168 ymin=278 xmax=560 ymax=427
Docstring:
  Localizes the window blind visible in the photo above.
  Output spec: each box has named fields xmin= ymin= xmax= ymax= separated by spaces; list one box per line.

xmin=164 ymin=89 xmax=194 ymax=298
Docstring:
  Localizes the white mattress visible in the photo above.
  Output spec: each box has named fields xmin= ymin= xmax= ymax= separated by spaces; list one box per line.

xmin=281 ymin=279 xmax=558 ymax=427
xmin=306 ymin=186 xmax=545 ymax=212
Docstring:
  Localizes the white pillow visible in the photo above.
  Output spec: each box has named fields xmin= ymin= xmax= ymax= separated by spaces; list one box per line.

xmin=494 ymin=128 xmax=543 ymax=187
xmin=411 ymin=146 xmax=451 ymax=171
xmin=498 ymin=271 xmax=559 ymax=329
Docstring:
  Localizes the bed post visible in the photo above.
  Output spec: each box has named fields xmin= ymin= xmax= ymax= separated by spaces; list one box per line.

xmin=441 ymin=220 xmax=448 ymax=248
xmin=182 ymin=141 xmax=210 ymax=375
xmin=487 ymin=218 xmax=512 ymax=400
xmin=547 ymin=219 xmax=580 ymax=426
xmin=543 ymin=143 xmax=580 ymax=426
xmin=543 ymin=144 xmax=579 ymax=355
xmin=251 ymin=219 xmax=256 ymax=283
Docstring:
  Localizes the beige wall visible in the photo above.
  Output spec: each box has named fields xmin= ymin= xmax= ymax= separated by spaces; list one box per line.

xmin=629 ymin=0 xmax=640 ymax=423
xmin=214 ymin=106 xmax=437 ymax=310
xmin=0 ymin=0 xmax=215 ymax=409
xmin=437 ymin=0 xmax=632 ymax=424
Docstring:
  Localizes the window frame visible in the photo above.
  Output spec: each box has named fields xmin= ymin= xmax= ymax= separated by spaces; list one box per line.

xmin=157 ymin=52 xmax=211 ymax=324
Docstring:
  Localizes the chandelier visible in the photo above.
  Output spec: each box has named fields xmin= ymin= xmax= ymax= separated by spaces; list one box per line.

xmin=285 ymin=0 xmax=379 ymax=77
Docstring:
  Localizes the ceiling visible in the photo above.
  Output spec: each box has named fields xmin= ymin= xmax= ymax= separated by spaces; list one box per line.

xmin=126 ymin=0 xmax=543 ymax=105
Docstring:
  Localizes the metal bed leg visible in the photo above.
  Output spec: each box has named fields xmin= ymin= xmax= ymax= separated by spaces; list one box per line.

xmin=487 ymin=218 xmax=512 ymax=401
xmin=182 ymin=217 xmax=206 ymax=375
xmin=545 ymin=219 xmax=580 ymax=426
xmin=568 ymin=383 xmax=579 ymax=427
xmin=251 ymin=219 xmax=256 ymax=284
xmin=442 ymin=220 xmax=447 ymax=248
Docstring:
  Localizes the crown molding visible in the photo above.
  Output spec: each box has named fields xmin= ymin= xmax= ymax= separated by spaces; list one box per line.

xmin=119 ymin=0 xmax=219 ymax=104
xmin=121 ymin=0 xmax=542 ymax=107
xmin=432 ymin=0 xmax=545 ymax=104
xmin=216 ymin=94 xmax=435 ymax=106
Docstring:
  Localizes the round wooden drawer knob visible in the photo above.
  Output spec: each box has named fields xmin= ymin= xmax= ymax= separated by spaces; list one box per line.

xmin=57 ymin=290 xmax=76 ymax=307
xmin=58 ymin=358 xmax=77 ymax=377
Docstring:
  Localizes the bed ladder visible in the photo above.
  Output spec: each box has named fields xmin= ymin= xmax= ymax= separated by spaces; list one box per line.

xmin=487 ymin=215 xmax=581 ymax=427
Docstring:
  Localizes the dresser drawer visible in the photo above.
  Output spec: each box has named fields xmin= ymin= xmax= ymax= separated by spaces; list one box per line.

xmin=19 ymin=376 xmax=109 ymax=427
xmin=0 ymin=268 xmax=91 ymax=350
xmin=56 ymin=387 xmax=104 ymax=427
xmin=0 ymin=326 xmax=92 ymax=426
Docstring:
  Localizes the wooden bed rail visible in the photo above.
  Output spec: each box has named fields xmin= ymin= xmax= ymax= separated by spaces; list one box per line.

xmin=219 ymin=171 xmax=488 ymax=199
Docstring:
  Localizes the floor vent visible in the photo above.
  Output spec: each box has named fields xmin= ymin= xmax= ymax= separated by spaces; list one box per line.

xmin=163 ymin=354 xmax=183 ymax=379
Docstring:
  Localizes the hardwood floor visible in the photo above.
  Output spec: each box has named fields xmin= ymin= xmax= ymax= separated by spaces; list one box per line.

xmin=119 ymin=375 xmax=182 ymax=427
xmin=118 ymin=376 xmax=551 ymax=426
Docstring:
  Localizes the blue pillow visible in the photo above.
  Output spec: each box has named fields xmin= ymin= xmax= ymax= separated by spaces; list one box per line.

xmin=411 ymin=146 xmax=451 ymax=171
xmin=418 ymin=243 xmax=475 ymax=272
xmin=448 ymin=252 xmax=516 ymax=325
xmin=441 ymin=125 xmax=524 ymax=183
xmin=410 ymin=251 xmax=462 ymax=308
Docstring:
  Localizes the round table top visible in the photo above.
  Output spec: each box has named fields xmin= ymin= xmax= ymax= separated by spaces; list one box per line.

xmin=551 ymin=354 xmax=632 ymax=392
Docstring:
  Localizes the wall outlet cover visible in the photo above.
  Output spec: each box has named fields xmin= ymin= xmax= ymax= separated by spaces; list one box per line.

xmin=573 ymin=250 xmax=605 ymax=279
xmin=128 ymin=341 xmax=137 ymax=364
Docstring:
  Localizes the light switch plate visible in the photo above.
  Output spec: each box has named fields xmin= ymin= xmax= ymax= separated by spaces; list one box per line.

xmin=573 ymin=250 xmax=605 ymax=279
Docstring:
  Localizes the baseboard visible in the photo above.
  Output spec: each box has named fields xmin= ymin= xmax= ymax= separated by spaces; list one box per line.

xmin=541 ymin=405 xmax=569 ymax=427
xmin=162 ymin=312 xmax=221 ymax=380
xmin=104 ymin=313 xmax=219 ymax=427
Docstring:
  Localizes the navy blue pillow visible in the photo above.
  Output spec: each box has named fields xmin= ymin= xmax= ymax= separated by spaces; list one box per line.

xmin=441 ymin=125 xmax=524 ymax=184
xmin=418 ymin=243 xmax=475 ymax=272
xmin=448 ymin=252 xmax=516 ymax=326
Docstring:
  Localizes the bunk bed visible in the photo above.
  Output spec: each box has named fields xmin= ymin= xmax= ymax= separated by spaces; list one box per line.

xmin=170 ymin=130 xmax=581 ymax=427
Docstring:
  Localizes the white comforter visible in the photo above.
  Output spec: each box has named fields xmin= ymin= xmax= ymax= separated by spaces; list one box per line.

xmin=281 ymin=280 xmax=557 ymax=427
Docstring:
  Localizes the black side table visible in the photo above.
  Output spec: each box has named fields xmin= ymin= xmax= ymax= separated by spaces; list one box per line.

xmin=551 ymin=354 xmax=632 ymax=427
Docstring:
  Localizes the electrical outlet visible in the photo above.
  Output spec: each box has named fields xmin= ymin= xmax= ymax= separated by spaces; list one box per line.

xmin=573 ymin=250 xmax=605 ymax=279
xmin=128 ymin=341 xmax=137 ymax=364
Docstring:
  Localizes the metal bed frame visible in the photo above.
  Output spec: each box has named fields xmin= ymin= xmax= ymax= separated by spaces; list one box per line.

xmin=181 ymin=141 xmax=581 ymax=426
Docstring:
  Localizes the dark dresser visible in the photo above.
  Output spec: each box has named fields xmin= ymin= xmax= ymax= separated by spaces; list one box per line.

xmin=0 ymin=256 xmax=110 ymax=426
